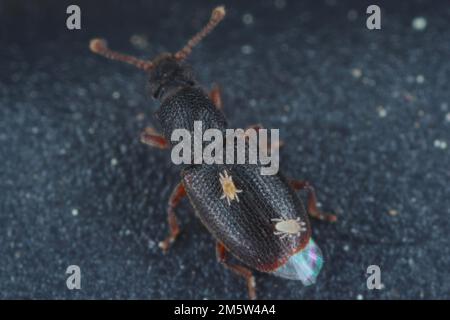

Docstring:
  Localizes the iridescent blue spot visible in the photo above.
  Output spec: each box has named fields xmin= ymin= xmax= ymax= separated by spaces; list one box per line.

xmin=271 ymin=238 xmax=323 ymax=285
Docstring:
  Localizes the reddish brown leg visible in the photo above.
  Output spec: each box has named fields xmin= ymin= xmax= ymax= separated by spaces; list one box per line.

xmin=140 ymin=127 xmax=169 ymax=149
xmin=159 ymin=182 xmax=187 ymax=253
xmin=209 ymin=84 xmax=223 ymax=110
xmin=245 ymin=124 xmax=284 ymax=154
xmin=289 ymin=180 xmax=337 ymax=222
xmin=245 ymin=123 xmax=263 ymax=131
xmin=216 ymin=242 xmax=256 ymax=300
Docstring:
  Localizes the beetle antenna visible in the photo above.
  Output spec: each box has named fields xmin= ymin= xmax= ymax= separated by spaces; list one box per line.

xmin=89 ymin=38 xmax=154 ymax=71
xmin=174 ymin=6 xmax=226 ymax=61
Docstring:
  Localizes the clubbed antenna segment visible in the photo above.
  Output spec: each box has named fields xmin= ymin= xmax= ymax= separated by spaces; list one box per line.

xmin=174 ymin=6 xmax=226 ymax=61
xmin=89 ymin=38 xmax=154 ymax=71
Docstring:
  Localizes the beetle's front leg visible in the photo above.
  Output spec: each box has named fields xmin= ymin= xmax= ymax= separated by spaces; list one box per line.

xmin=159 ymin=182 xmax=187 ymax=253
xmin=289 ymin=180 xmax=337 ymax=222
xmin=245 ymin=124 xmax=284 ymax=153
xmin=209 ymin=83 xmax=223 ymax=110
xmin=216 ymin=241 xmax=257 ymax=300
xmin=140 ymin=127 xmax=169 ymax=149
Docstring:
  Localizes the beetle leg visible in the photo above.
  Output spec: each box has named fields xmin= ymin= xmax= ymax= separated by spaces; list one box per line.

xmin=216 ymin=242 xmax=257 ymax=300
xmin=209 ymin=83 xmax=223 ymax=110
xmin=289 ymin=180 xmax=337 ymax=222
xmin=245 ymin=124 xmax=284 ymax=154
xmin=140 ymin=127 xmax=169 ymax=149
xmin=159 ymin=182 xmax=187 ymax=253
xmin=245 ymin=123 xmax=263 ymax=131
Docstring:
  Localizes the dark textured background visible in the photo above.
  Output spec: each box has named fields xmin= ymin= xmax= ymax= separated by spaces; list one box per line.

xmin=1 ymin=0 xmax=449 ymax=299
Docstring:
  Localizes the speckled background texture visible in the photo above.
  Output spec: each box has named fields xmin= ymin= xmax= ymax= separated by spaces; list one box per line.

xmin=1 ymin=0 xmax=449 ymax=299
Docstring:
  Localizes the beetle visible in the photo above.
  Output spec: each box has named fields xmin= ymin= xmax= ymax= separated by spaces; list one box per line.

xmin=89 ymin=6 xmax=336 ymax=299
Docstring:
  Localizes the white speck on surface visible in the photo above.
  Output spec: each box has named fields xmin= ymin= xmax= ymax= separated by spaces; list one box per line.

xmin=77 ymin=87 xmax=87 ymax=97
xmin=242 ymin=13 xmax=254 ymax=25
xmin=445 ymin=113 xmax=450 ymax=122
xmin=347 ymin=9 xmax=358 ymax=21
xmin=351 ymin=68 xmax=362 ymax=79
xmin=412 ymin=17 xmax=427 ymax=31
xmin=388 ymin=209 xmax=399 ymax=216
xmin=111 ymin=158 xmax=118 ymax=166
xmin=416 ymin=74 xmax=425 ymax=84
xmin=241 ymin=45 xmax=254 ymax=55
xmin=357 ymin=294 xmax=364 ymax=300
xmin=130 ymin=34 xmax=149 ymax=49
xmin=249 ymin=99 xmax=257 ymax=107
xmin=148 ymin=240 xmax=156 ymax=249
xmin=362 ymin=77 xmax=376 ymax=86
xmin=274 ymin=0 xmax=286 ymax=9
xmin=377 ymin=105 xmax=387 ymax=118
xmin=71 ymin=208 xmax=79 ymax=216
xmin=112 ymin=91 xmax=121 ymax=99
xmin=433 ymin=140 xmax=447 ymax=149
xmin=343 ymin=245 xmax=350 ymax=252
xmin=136 ymin=113 xmax=145 ymax=121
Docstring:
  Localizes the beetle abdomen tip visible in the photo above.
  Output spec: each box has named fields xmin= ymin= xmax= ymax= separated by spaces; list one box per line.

xmin=270 ymin=238 xmax=323 ymax=285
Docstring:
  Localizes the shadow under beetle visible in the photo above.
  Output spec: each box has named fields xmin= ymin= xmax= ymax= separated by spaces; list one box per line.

xmin=89 ymin=6 xmax=336 ymax=299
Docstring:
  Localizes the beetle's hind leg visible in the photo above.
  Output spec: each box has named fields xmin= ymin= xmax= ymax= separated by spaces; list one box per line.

xmin=216 ymin=242 xmax=257 ymax=300
xmin=289 ymin=180 xmax=337 ymax=222
xmin=140 ymin=127 xmax=169 ymax=149
xmin=159 ymin=182 xmax=187 ymax=253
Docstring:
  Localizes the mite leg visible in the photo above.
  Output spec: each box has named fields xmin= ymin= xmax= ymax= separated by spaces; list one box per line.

xmin=289 ymin=180 xmax=337 ymax=222
xmin=209 ymin=83 xmax=223 ymax=110
xmin=216 ymin=241 xmax=257 ymax=300
xmin=140 ymin=127 xmax=169 ymax=149
xmin=159 ymin=182 xmax=187 ymax=253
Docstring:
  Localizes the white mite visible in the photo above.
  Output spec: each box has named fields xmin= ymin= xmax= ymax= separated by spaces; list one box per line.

xmin=271 ymin=217 xmax=306 ymax=239
xmin=219 ymin=170 xmax=242 ymax=205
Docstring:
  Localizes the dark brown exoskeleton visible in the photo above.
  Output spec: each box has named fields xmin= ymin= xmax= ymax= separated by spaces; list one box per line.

xmin=89 ymin=6 xmax=336 ymax=299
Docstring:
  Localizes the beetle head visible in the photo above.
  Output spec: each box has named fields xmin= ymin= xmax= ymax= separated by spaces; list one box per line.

xmin=89 ymin=6 xmax=225 ymax=100
xmin=146 ymin=53 xmax=195 ymax=100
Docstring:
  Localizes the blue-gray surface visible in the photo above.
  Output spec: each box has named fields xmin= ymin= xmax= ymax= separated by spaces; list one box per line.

xmin=0 ymin=0 xmax=449 ymax=299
